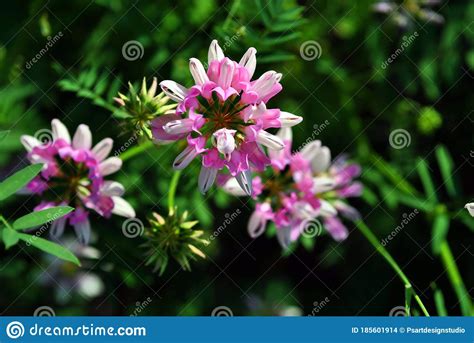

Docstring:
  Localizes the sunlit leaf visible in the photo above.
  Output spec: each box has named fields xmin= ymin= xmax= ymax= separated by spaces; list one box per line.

xmin=0 ymin=164 xmax=43 ymax=201
xmin=13 ymin=206 xmax=74 ymax=231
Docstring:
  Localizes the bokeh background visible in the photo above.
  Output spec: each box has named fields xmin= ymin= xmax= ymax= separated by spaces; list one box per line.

xmin=0 ymin=0 xmax=473 ymax=316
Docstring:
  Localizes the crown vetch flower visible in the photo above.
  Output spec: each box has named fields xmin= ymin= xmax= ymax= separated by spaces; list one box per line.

xmin=21 ymin=119 xmax=136 ymax=244
xmin=153 ymin=40 xmax=303 ymax=195
xmin=223 ymin=128 xmax=362 ymax=249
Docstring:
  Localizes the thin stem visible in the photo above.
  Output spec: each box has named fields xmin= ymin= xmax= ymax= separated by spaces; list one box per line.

xmin=0 ymin=215 xmax=12 ymax=230
xmin=355 ymin=220 xmax=430 ymax=316
xmin=439 ymin=240 xmax=473 ymax=316
xmin=168 ymin=171 xmax=181 ymax=211
xmin=120 ymin=140 xmax=155 ymax=161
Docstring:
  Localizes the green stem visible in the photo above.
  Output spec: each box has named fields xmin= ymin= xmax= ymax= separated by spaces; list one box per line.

xmin=439 ymin=240 xmax=473 ymax=316
xmin=120 ymin=140 xmax=155 ymax=161
xmin=356 ymin=220 xmax=430 ymax=316
xmin=0 ymin=215 xmax=12 ymax=229
xmin=168 ymin=171 xmax=181 ymax=211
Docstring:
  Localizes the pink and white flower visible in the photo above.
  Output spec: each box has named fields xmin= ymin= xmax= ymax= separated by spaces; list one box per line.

xmin=21 ymin=119 xmax=136 ymax=244
xmin=153 ymin=40 xmax=303 ymax=195
xmin=223 ymin=128 xmax=362 ymax=249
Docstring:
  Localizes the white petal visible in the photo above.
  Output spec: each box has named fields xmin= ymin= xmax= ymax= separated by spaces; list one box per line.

xmin=319 ymin=200 xmax=337 ymax=217
xmin=465 ymin=203 xmax=474 ymax=217
xmin=50 ymin=217 xmax=67 ymax=240
xmin=173 ymin=146 xmax=197 ymax=170
xmin=312 ymin=177 xmax=336 ymax=194
xmin=101 ymin=181 xmax=125 ymax=196
xmin=51 ymin=118 xmax=71 ymax=143
xmin=92 ymin=138 xmax=113 ymax=161
xmin=248 ymin=210 xmax=266 ymax=238
xmin=160 ymin=80 xmax=188 ymax=102
xmin=276 ymin=226 xmax=292 ymax=249
xmin=72 ymin=124 xmax=92 ymax=150
xmin=208 ymin=39 xmax=224 ymax=64
xmin=256 ymin=131 xmax=284 ymax=150
xmin=74 ymin=218 xmax=91 ymax=245
xmin=189 ymin=58 xmax=209 ymax=85
xmin=236 ymin=170 xmax=253 ymax=196
xmin=99 ymin=157 xmax=122 ymax=176
xmin=239 ymin=47 xmax=257 ymax=79
xmin=300 ymin=140 xmax=321 ymax=160
xmin=310 ymin=146 xmax=331 ymax=174
xmin=21 ymin=135 xmax=41 ymax=152
xmin=279 ymin=112 xmax=303 ymax=128
xmin=218 ymin=58 xmax=234 ymax=89
xmin=276 ymin=127 xmax=292 ymax=143
xmin=198 ymin=166 xmax=217 ymax=194
xmin=163 ymin=119 xmax=194 ymax=135
xmin=222 ymin=177 xmax=247 ymax=197
xmin=111 ymin=196 xmax=136 ymax=218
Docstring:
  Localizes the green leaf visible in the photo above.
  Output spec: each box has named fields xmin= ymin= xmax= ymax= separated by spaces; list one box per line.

xmin=435 ymin=145 xmax=456 ymax=197
xmin=17 ymin=233 xmax=80 ymax=266
xmin=431 ymin=214 xmax=450 ymax=255
xmin=0 ymin=130 xmax=10 ymax=143
xmin=434 ymin=288 xmax=447 ymax=316
xmin=3 ymin=228 xmax=19 ymax=249
xmin=416 ymin=159 xmax=437 ymax=202
xmin=0 ymin=164 xmax=43 ymax=201
xmin=13 ymin=206 xmax=74 ymax=230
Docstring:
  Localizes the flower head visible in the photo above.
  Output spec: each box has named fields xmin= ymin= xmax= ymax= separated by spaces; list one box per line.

xmin=142 ymin=207 xmax=208 ymax=275
xmin=21 ymin=119 xmax=135 ymax=244
xmin=223 ymin=128 xmax=362 ymax=249
xmin=153 ymin=40 xmax=303 ymax=195
xmin=114 ymin=77 xmax=177 ymax=138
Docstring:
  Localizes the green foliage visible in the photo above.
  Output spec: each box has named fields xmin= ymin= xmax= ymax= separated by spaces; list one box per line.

xmin=0 ymin=164 xmax=43 ymax=201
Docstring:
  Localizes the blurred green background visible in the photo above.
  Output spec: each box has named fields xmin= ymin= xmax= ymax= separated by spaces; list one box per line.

xmin=0 ymin=0 xmax=472 ymax=316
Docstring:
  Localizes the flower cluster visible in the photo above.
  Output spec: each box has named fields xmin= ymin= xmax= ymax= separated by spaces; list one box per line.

xmin=153 ymin=40 xmax=302 ymax=195
xmin=223 ymin=128 xmax=362 ymax=249
xmin=372 ymin=0 xmax=444 ymax=28
xmin=21 ymin=119 xmax=135 ymax=244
